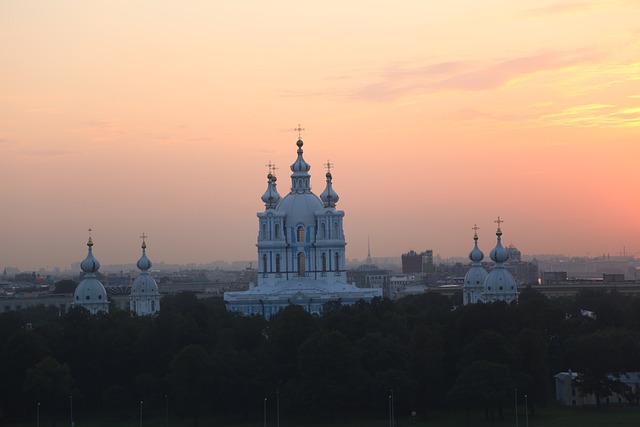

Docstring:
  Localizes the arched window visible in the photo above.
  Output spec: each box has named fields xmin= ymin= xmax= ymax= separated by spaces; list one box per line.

xmin=322 ymin=253 xmax=327 ymax=272
xmin=297 ymin=226 xmax=305 ymax=242
xmin=334 ymin=252 xmax=340 ymax=272
xmin=320 ymin=222 xmax=326 ymax=238
xmin=262 ymin=254 xmax=268 ymax=273
xmin=297 ymin=252 xmax=305 ymax=276
xmin=275 ymin=224 xmax=280 ymax=239
xmin=262 ymin=223 xmax=266 ymax=239
xmin=275 ymin=254 xmax=281 ymax=273
xmin=333 ymin=221 xmax=339 ymax=238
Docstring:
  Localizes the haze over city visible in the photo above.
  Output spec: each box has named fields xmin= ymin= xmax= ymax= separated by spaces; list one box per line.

xmin=1 ymin=1 xmax=639 ymax=271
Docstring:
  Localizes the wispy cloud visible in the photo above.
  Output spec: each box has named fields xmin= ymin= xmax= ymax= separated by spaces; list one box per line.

xmin=520 ymin=1 xmax=593 ymax=17
xmin=347 ymin=48 xmax=603 ymax=101
xmin=542 ymin=104 xmax=640 ymax=127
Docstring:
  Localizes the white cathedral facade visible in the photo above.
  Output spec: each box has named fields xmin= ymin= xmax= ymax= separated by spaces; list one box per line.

xmin=462 ymin=219 xmax=519 ymax=305
xmin=224 ymin=137 xmax=382 ymax=317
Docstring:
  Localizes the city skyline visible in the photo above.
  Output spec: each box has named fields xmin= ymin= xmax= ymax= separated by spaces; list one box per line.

xmin=2 ymin=1 xmax=639 ymax=271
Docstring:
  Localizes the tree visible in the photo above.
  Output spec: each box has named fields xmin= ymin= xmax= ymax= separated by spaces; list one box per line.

xmin=447 ymin=361 xmax=512 ymax=425
xmin=166 ymin=345 xmax=215 ymax=426
xmin=23 ymin=357 xmax=76 ymax=426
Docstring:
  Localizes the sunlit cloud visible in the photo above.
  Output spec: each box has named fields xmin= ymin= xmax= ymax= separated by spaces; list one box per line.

xmin=541 ymin=103 xmax=640 ymax=127
xmin=348 ymin=48 xmax=603 ymax=101
xmin=520 ymin=1 xmax=593 ymax=17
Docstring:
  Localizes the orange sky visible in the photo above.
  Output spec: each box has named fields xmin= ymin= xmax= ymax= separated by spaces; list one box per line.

xmin=1 ymin=1 xmax=639 ymax=271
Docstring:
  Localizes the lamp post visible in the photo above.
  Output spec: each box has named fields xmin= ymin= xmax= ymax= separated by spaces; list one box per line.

xmin=390 ymin=389 xmax=395 ymax=427
xmin=276 ymin=389 xmax=280 ymax=427
xmin=263 ymin=398 xmax=267 ymax=427
xmin=514 ymin=388 xmax=518 ymax=427
xmin=388 ymin=395 xmax=392 ymax=427
xmin=524 ymin=395 xmax=529 ymax=427
xmin=139 ymin=400 xmax=143 ymax=427
xmin=70 ymin=395 xmax=74 ymax=427
xmin=165 ymin=394 xmax=169 ymax=427
xmin=37 ymin=402 xmax=40 ymax=427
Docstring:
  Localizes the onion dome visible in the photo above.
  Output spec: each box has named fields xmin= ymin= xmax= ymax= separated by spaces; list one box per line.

xmin=469 ymin=228 xmax=484 ymax=262
xmin=489 ymin=220 xmax=509 ymax=263
xmin=290 ymin=139 xmax=311 ymax=193
xmin=261 ymin=173 xmax=281 ymax=209
xmin=136 ymin=236 xmax=152 ymax=271
xmin=80 ymin=235 xmax=100 ymax=274
xmin=320 ymin=171 xmax=339 ymax=208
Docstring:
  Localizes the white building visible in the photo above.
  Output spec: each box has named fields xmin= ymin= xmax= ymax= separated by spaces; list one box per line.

xmin=72 ymin=234 xmax=109 ymax=314
xmin=224 ymin=137 xmax=382 ymax=317
xmin=463 ymin=219 xmax=518 ymax=305
xmin=130 ymin=235 xmax=160 ymax=316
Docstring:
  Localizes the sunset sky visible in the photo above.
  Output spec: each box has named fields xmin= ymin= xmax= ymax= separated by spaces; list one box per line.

xmin=2 ymin=1 xmax=639 ymax=271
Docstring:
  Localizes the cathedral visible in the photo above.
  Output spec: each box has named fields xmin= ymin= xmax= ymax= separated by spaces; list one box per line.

xmin=72 ymin=232 xmax=160 ymax=316
xmin=224 ymin=137 xmax=382 ymax=317
xmin=462 ymin=219 xmax=519 ymax=305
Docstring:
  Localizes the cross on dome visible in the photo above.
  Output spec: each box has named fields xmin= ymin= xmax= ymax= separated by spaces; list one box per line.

xmin=324 ymin=160 xmax=333 ymax=174
xmin=294 ymin=124 xmax=305 ymax=139
xmin=140 ymin=233 xmax=148 ymax=249
xmin=472 ymin=224 xmax=480 ymax=240
xmin=494 ymin=216 xmax=504 ymax=233
xmin=87 ymin=228 xmax=94 ymax=247
xmin=265 ymin=161 xmax=278 ymax=176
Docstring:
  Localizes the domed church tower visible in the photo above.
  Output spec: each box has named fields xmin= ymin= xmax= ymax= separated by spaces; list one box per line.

xmin=225 ymin=132 xmax=381 ymax=317
xmin=463 ymin=225 xmax=488 ymax=305
xmin=130 ymin=234 xmax=160 ymax=315
xmin=482 ymin=217 xmax=518 ymax=303
xmin=72 ymin=230 xmax=109 ymax=314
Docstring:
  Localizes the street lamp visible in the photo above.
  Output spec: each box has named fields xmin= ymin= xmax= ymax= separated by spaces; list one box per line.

xmin=37 ymin=402 xmax=40 ymax=427
xmin=165 ymin=394 xmax=169 ymax=427
xmin=514 ymin=388 xmax=518 ymax=427
xmin=263 ymin=398 xmax=267 ymax=427
xmin=390 ymin=389 xmax=395 ymax=427
xmin=524 ymin=394 xmax=529 ymax=427
xmin=70 ymin=395 xmax=74 ymax=427
xmin=388 ymin=395 xmax=392 ymax=427
xmin=276 ymin=389 xmax=280 ymax=427
xmin=139 ymin=400 xmax=143 ymax=427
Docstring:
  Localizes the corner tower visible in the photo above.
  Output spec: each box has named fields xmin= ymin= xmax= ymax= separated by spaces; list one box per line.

xmin=72 ymin=231 xmax=109 ymax=314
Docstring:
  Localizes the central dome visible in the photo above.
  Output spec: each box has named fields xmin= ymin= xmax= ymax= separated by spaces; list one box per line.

xmin=276 ymin=191 xmax=323 ymax=226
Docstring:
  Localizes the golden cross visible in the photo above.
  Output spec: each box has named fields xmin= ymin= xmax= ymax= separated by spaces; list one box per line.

xmin=495 ymin=217 xmax=504 ymax=230
xmin=140 ymin=233 xmax=148 ymax=249
xmin=294 ymin=124 xmax=305 ymax=139
xmin=324 ymin=160 xmax=333 ymax=174
xmin=265 ymin=161 xmax=278 ymax=175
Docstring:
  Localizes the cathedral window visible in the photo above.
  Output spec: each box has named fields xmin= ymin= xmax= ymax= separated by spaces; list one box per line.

xmin=322 ymin=253 xmax=327 ymax=272
xmin=262 ymin=254 xmax=268 ymax=273
xmin=275 ymin=254 xmax=281 ymax=273
xmin=334 ymin=253 xmax=340 ymax=271
xmin=262 ymin=223 xmax=266 ymax=239
xmin=297 ymin=252 xmax=305 ymax=276
xmin=297 ymin=226 xmax=305 ymax=242
xmin=275 ymin=224 xmax=280 ymax=239
xmin=333 ymin=221 xmax=339 ymax=238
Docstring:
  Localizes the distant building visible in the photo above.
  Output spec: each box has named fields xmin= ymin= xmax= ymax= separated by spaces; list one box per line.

xmin=224 ymin=137 xmax=381 ymax=317
xmin=401 ymin=250 xmax=434 ymax=274
xmin=555 ymin=371 xmax=640 ymax=406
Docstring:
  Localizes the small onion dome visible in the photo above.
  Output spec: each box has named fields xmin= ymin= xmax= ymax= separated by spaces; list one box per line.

xmin=261 ymin=173 xmax=281 ymax=209
xmin=489 ymin=227 xmax=509 ymax=263
xmin=137 ymin=241 xmax=152 ymax=271
xmin=320 ymin=171 xmax=339 ymax=208
xmin=80 ymin=236 xmax=100 ymax=274
xmin=290 ymin=139 xmax=311 ymax=174
xmin=469 ymin=232 xmax=484 ymax=262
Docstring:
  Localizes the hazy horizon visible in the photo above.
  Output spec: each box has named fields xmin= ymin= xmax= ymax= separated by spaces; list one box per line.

xmin=2 ymin=1 xmax=639 ymax=271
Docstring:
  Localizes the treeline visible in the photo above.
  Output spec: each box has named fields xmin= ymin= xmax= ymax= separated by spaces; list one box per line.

xmin=1 ymin=288 xmax=640 ymax=425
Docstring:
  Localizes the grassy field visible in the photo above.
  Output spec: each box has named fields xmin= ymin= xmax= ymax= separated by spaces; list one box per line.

xmin=7 ymin=404 xmax=640 ymax=427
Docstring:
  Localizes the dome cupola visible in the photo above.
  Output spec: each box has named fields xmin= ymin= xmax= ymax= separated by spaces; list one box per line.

xmin=320 ymin=161 xmax=339 ymax=208
xmin=261 ymin=164 xmax=281 ymax=209
xmin=469 ymin=226 xmax=484 ymax=262
xmin=290 ymin=138 xmax=311 ymax=193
